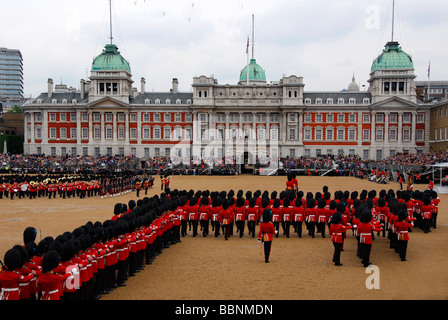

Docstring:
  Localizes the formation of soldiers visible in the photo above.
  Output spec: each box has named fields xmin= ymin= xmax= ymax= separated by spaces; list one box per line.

xmin=0 ymin=180 xmax=441 ymax=300
xmin=0 ymin=172 xmax=137 ymax=200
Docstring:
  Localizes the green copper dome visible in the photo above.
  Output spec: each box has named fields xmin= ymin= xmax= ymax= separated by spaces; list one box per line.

xmin=371 ymin=41 xmax=413 ymax=72
xmin=239 ymin=59 xmax=266 ymax=83
xmin=92 ymin=44 xmax=131 ymax=74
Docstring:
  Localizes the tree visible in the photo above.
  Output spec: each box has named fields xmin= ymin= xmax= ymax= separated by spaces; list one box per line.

xmin=6 ymin=105 xmax=24 ymax=113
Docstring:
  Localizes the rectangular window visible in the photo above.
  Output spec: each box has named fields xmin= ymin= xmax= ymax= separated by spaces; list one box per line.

xmin=389 ymin=128 xmax=397 ymax=141
xmin=403 ymin=129 xmax=410 ymax=141
xmin=376 ymin=149 xmax=383 ymax=160
xmin=143 ymin=113 xmax=150 ymax=122
xmin=304 ymin=129 xmax=311 ymax=140
xmin=337 ymin=114 xmax=345 ymax=123
xmin=304 ymin=114 xmax=311 ymax=123
xmin=403 ymin=114 xmax=411 ymax=123
xmin=118 ymin=128 xmax=125 ymax=139
xmin=376 ymin=114 xmax=384 ymax=123
xmin=164 ymin=113 xmax=171 ymax=122
xmin=130 ymin=128 xmax=137 ymax=139
xmin=94 ymin=128 xmax=101 ymax=139
xmin=164 ymin=128 xmax=171 ymax=140
xmin=119 ymin=147 xmax=124 ymax=156
xmin=315 ymin=129 xmax=322 ymax=140
xmin=154 ymin=128 xmax=161 ymax=139
xmin=60 ymin=128 xmax=66 ymax=139
xmin=71 ymin=147 xmax=77 ymax=156
xmin=94 ymin=113 xmax=100 ymax=122
xmin=118 ymin=113 xmax=125 ymax=122
xmin=106 ymin=113 xmax=112 ymax=122
xmin=363 ymin=149 xmax=369 ymax=160
xmin=82 ymin=113 xmax=88 ymax=122
xmin=376 ymin=128 xmax=383 ymax=141
xmin=326 ymin=114 xmax=333 ymax=123
xmin=143 ymin=128 xmax=150 ymax=139
xmin=35 ymin=128 xmax=42 ymax=139
xmin=106 ymin=147 xmax=112 ymax=156
xmin=70 ymin=113 xmax=76 ymax=122
xmin=59 ymin=113 xmax=66 ymax=122
xmin=390 ymin=114 xmax=397 ymax=123
xmin=51 ymin=147 xmax=56 ymax=156
xmin=363 ymin=129 xmax=370 ymax=140
xmin=337 ymin=129 xmax=345 ymax=140
xmin=315 ymin=114 xmax=322 ymax=123
xmin=82 ymin=128 xmax=88 ymax=139
xmin=50 ymin=128 xmax=56 ymax=139
xmin=185 ymin=128 xmax=192 ymax=140
xmin=326 ymin=129 xmax=333 ymax=140
xmin=83 ymin=147 xmax=88 ymax=156
xmin=417 ymin=114 xmax=424 ymax=123
xmin=349 ymin=114 xmax=356 ymax=123
xmin=154 ymin=148 xmax=160 ymax=156
xmin=175 ymin=114 xmax=182 ymax=122
xmin=270 ymin=128 xmax=279 ymax=141
xmin=416 ymin=129 xmax=424 ymax=141
xmin=348 ymin=129 xmax=356 ymax=140
xmin=106 ymin=128 xmax=112 ymax=139
xmin=70 ymin=128 xmax=77 ymax=139
xmin=61 ymin=147 xmax=66 ymax=155
xmin=363 ymin=114 xmax=370 ymax=122
xmin=130 ymin=113 xmax=137 ymax=122
xmin=289 ymin=129 xmax=296 ymax=140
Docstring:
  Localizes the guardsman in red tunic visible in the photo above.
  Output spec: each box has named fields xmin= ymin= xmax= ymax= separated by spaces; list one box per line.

xmin=218 ymin=200 xmax=232 ymax=240
xmin=357 ymin=207 xmax=381 ymax=268
xmin=258 ymin=209 xmax=276 ymax=263
xmin=0 ymin=248 xmax=35 ymax=300
xmin=281 ymin=198 xmax=293 ymax=238
xmin=394 ymin=209 xmax=414 ymax=261
xmin=430 ymin=190 xmax=440 ymax=229
xmin=293 ymin=198 xmax=305 ymax=237
xmin=428 ymin=179 xmax=434 ymax=191
xmin=187 ymin=197 xmax=200 ymax=237
xmin=420 ymin=195 xmax=433 ymax=233
xmin=329 ymin=212 xmax=351 ymax=266
xmin=305 ymin=198 xmax=317 ymax=238
xmin=271 ymin=199 xmax=282 ymax=238
xmin=316 ymin=198 xmax=329 ymax=238
xmin=198 ymin=196 xmax=211 ymax=237
xmin=246 ymin=198 xmax=259 ymax=238
xmin=234 ymin=197 xmax=247 ymax=238
xmin=37 ymin=251 xmax=69 ymax=300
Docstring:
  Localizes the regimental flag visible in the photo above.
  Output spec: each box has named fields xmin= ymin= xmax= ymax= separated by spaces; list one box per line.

xmin=428 ymin=61 xmax=431 ymax=78
xmin=246 ymin=36 xmax=249 ymax=54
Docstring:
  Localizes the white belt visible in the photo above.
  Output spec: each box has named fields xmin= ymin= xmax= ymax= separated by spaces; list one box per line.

xmin=43 ymin=289 xmax=59 ymax=295
xmin=19 ymin=283 xmax=29 ymax=287
xmin=1 ymin=288 xmax=19 ymax=292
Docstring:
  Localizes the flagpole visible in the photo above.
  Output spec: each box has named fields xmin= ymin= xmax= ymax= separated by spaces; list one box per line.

xmin=427 ymin=60 xmax=431 ymax=102
xmin=246 ymin=35 xmax=249 ymax=85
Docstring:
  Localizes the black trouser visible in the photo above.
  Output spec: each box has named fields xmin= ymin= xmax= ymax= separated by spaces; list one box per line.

xmin=283 ymin=221 xmax=291 ymax=238
xmin=317 ymin=222 xmax=326 ymax=238
xmin=248 ymin=221 xmax=256 ymax=238
xmin=294 ymin=221 xmax=303 ymax=237
xmin=236 ymin=220 xmax=245 ymax=237
xmin=396 ymin=240 xmax=408 ymax=261
xmin=200 ymin=220 xmax=209 ymax=236
xmin=308 ymin=222 xmax=316 ymax=238
xmin=222 ymin=223 xmax=229 ymax=240
xmin=422 ymin=218 xmax=431 ymax=233
xmin=432 ymin=213 xmax=438 ymax=229
xmin=181 ymin=220 xmax=187 ymax=236
xmin=332 ymin=242 xmax=343 ymax=265
xmin=213 ymin=221 xmax=220 ymax=237
xmin=191 ymin=220 xmax=198 ymax=237
xmin=359 ymin=243 xmax=372 ymax=267
xmin=263 ymin=241 xmax=272 ymax=262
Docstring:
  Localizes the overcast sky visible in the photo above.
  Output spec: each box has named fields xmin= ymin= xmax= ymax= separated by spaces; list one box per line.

xmin=1 ymin=0 xmax=447 ymax=98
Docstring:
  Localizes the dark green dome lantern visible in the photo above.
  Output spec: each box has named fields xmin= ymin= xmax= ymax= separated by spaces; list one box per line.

xmin=92 ymin=43 xmax=131 ymax=74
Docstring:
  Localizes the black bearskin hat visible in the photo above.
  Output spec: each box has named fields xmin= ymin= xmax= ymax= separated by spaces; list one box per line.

xmin=359 ymin=207 xmax=372 ymax=223
xmin=41 ymin=251 xmax=60 ymax=273
xmin=23 ymin=227 xmax=37 ymax=246
xmin=317 ymin=198 xmax=326 ymax=209
xmin=332 ymin=212 xmax=342 ymax=224
xmin=236 ymin=197 xmax=245 ymax=207
xmin=4 ymin=248 xmax=22 ymax=271
xmin=295 ymin=198 xmax=302 ymax=207
xmin=262 ymin=208 xmax=272 ymax=222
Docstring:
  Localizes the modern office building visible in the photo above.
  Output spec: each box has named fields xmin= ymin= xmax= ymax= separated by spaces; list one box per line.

xmin=0 ymin=47 xmax=24 ymax=101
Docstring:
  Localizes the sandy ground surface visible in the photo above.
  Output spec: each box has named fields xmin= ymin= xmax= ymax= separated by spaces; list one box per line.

xmin=1 ymin=175 xmax=447 ymax=301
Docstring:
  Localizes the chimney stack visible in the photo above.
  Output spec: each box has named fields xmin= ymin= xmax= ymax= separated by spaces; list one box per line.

xmin=80 ymin=79 xmax=86 ymax=99
xmin=47 ymin=78 xmax=54 ymax=97
xmin=141 ymin=77 xmax=146 ymax=94
xmin=172 ymin=78 xmax=178 ymax=94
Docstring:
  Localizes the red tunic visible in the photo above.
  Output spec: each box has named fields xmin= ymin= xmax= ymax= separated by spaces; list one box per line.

xmin=258 ymin=222 xmax=276 ymax=242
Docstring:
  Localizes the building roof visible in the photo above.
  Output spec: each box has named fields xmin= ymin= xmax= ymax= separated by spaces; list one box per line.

xmin=91 ymin=44 xmax=131 ymax=74
xmin=131 ymin=92 xmax=193 ymax=105
xmin=371 ymin=41 xmax=414 ymax=72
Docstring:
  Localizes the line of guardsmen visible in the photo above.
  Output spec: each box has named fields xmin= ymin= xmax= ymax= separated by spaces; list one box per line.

xmin=0 ymin=173 xmax=136 ymax=200
xmin=0 ymin=186 xmax=440 ymax=300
